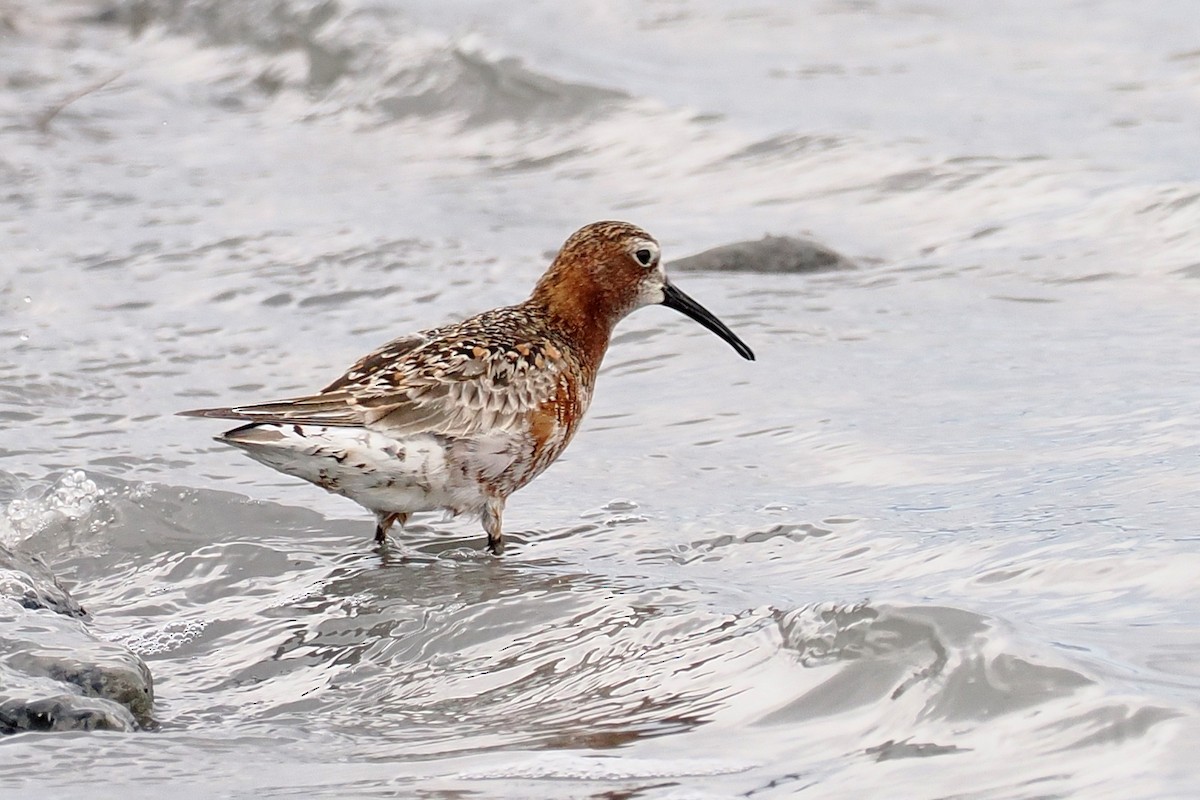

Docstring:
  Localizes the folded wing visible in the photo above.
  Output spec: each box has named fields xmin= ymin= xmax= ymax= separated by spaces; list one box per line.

xmin=179 ymin=322 xmax=569 ymax=440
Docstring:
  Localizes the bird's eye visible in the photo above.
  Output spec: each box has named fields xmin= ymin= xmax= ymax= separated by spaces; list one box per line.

xmin=634 ymin=247 xmax=656 ymax=267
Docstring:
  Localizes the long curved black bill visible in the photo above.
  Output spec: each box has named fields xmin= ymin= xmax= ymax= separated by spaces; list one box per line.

xmin=661 ymin=282 xmax=755 ymax=361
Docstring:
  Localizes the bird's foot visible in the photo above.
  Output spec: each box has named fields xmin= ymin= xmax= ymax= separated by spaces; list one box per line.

xmin=373 ymin=512 xmax=409 ymax=546
xmin=486 ymin=534 xmax=505 ymax=556
xmin=482 ymin=497 xmax=505 ymax=556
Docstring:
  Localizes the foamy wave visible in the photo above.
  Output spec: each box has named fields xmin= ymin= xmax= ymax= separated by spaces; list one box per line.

xmin=2 ymin=470 xmax=110 ymax=545
xmin=100 ymin=0 xmax=625 ymax=125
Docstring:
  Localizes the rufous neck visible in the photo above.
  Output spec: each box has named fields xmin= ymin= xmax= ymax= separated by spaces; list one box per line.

xmin=528 ymin=269 xmax=621 ymax=374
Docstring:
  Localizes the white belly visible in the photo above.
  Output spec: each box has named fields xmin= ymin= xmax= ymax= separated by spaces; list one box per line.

xmin=218 ymin=423 xmax=515 ymax=517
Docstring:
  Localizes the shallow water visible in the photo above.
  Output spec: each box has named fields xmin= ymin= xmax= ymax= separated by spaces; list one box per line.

xmin=3 ymin=0 xmax=1200 ymax=797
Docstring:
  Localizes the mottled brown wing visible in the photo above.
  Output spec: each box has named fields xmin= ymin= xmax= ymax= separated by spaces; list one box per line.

xmin=348 ymin=335 xmax=570 ymax=438
xmin=321 ymin=331 xmax=434 ymax=393
xmin=180 ymin=317 xmax=571 ymax=439
xmin=178 ymin=331 xmax=434 ymax=426
xmin=176 ymin=390 xmax=365 ymax=425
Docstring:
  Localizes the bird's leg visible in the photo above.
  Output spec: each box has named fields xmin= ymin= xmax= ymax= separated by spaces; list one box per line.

xmin=374 ymin=511 xmax=408 ymax=544
xmin=482 ymin=497 xmax=505 ymax=555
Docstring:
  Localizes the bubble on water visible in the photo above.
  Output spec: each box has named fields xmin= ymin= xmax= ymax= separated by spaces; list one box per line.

xmin=456 ymin=753 xmax=754 ymax=781
xmin=270 ymin=581 xmax=330 ymax=608
xmin=3 ymin=469 xmax=110 ymax=542
xmin=126 ymin=482 xmax=154 ymax=502
xmin=579 ymin=498 xmax=644 ymax=523
xmin=107 ymin=619 xmax=209 ymax=656
xmin=604 ymin=499 xmax=639 ymax=511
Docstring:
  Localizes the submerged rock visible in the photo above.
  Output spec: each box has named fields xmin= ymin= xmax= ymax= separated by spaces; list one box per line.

xmin=0 ymin=692 xmax=138 ymax=734
xmin=0 ymin=543 xmax=85 ymax=618
xmin=0 ymin=544 xmax=153 ymax=734
xmin=669 ymin=235 xmax=855 ymax=274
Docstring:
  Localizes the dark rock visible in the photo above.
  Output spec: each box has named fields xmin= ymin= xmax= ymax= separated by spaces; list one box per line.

xmin=669 ymin=235 xmax=855 ymax=274
xmin=0 ymin=543 xmax=86 ymax=617
xmin=0 ymin=544 xmax=154 ymax=734
xmin=0 ymin=690 xmax=138 ymax=734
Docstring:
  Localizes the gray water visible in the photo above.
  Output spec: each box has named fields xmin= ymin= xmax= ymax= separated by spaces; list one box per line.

xmin=3 ymin=0 xmax=1200 ymax=796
